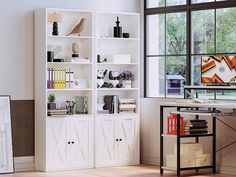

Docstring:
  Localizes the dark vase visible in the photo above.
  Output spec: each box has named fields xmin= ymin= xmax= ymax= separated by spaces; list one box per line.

xmin=47 ymin=103 xmax=56 ymax=110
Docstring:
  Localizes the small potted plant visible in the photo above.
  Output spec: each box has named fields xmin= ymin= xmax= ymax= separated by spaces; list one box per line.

xmin=47 ymin=94 xmax=56 ymax=110
xmin=119 ymin=70 xmax=134 ymax=88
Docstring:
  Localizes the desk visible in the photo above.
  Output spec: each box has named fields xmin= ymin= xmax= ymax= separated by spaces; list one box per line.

xmin=159 ymin=101 xmax=236 ymax=177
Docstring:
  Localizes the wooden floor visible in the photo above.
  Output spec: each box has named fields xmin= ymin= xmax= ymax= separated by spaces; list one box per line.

xmin=2 ymin=165 xmax=235 ymax=177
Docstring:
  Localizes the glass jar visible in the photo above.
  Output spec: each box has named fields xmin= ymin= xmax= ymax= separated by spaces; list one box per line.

xmin=75 ymin=96 xmax=88 ymax=114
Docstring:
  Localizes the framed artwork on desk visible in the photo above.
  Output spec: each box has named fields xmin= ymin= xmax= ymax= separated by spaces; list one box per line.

xmin=0 ymin=95 xmax=14 ymax=174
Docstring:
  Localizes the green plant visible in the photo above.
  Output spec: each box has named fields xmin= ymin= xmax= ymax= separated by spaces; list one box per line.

xmin=48 ymin=94 xmax=56 ymax=103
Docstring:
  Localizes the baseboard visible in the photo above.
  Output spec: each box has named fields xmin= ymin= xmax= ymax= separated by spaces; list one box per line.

xmin=218 ymin=164 xmax=236 ymax=175
xmin=14 ymin=156 xmax=35 ymax=172
xmin=142 ymin=156 xmax=236 ymax=175
xmin=141 ymin=156 xmax=160 ymax=165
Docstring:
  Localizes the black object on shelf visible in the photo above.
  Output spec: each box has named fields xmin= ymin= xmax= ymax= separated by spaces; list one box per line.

xmin=47 ymin=51 xmax=54 ymax=62
xmin=52 ymin=22 xmax=59 ymax=36
xmin=114 ymin=16 xmax=122 ymax=38
xmin=123 ymin=33 xmax=129 ymax=38
xmin=53 ymin=58 xmax=64 ymax=62
xmin=103 ymin=95 xmax=119 ymax=114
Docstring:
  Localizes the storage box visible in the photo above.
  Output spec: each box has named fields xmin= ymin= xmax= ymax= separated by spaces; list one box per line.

xmin=174 ymin=142 xmax=203 ymax=156
xmin=195 ymin=154 xmax=211 ymax=167
xmin=113 ymin=54 xmax=131 ymax=64
xmin=166 ymin=154 xmax=195 ymax=168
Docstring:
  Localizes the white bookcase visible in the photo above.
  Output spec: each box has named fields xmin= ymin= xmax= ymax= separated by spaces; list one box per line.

xmin=35 ymin=8 xmax=94 ymax=171
xmin=35 ymin=8 xmax=140 ymax=171
xmin=95 ymin=12 xmax=140 ymax=167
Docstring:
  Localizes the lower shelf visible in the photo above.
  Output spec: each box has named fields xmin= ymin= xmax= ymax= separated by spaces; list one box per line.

xmin=162 ymin=165 xmax=213 ymax=171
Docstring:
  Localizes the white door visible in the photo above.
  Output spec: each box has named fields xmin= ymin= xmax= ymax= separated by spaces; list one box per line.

xmin=67 ymin=116 xmax=93 ymax=169
xmin=117 ymin=116 xmax=139 ymax=165
xmin=46 ymin=118 xmax=67 ymax=170
xmin=95 ymin=116 xmax=117 ymax=167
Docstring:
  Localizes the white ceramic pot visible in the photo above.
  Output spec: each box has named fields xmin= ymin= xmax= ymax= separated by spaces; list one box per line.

xmin=123 ymin=80 xmax=132 ymax=88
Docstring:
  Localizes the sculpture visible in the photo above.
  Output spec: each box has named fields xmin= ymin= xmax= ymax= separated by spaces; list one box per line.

xmin=67 ymin=18 xmax=86 ymax=36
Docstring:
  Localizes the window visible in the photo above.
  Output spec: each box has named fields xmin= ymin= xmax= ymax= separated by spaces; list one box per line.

xmin=145 ymin=0 xmax=236 ymax=99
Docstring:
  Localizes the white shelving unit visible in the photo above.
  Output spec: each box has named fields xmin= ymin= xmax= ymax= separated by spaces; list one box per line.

xmin=35 ymin=8 xmax=140 ymax=172
xmin=35 ymin=8 xmax=94 ymax=171
xmin=95 ymin=12 xmax=140 ymax=167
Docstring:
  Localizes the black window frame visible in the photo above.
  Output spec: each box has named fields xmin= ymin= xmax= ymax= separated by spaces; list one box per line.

xmin=144 ymin=0 xmax=236 ymax=98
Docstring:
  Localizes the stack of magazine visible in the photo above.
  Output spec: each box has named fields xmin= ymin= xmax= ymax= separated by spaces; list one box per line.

xmin=119 ymin=99 xmax=136 ymax=113
xmin=184 ymin=119 xmax=208 ymax=135
xmin=48 ymin=109 xmax=68 ymax=116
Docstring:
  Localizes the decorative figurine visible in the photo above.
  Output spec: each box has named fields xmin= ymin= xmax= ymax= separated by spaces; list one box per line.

xmin=114 ymin=16 xmax=122 ymax=38
xmin=67 ymin=18 xmax=86 ymax=36
xmin=97 ymin=69 xmax=109 ymax=88
xmin=71 ymin=42 xmax=79 ymax=63
xmin=108 ymin=71 xmax=122 ymax=88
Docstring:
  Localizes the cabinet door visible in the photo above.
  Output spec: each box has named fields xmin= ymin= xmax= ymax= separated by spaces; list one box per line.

xmin=67 ymin=117 xmax=93 ymax=169
xmin=46 ymin=118 xmax=67 ymax=170
xmin=95 ymin=116 xmax=117 ymax=167
xmin=117 ymin=116 xmax=139 ymax=165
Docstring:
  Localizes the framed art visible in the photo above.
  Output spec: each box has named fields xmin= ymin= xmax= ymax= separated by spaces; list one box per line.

xmin=0 ymin=95 xmax=14 ymax=174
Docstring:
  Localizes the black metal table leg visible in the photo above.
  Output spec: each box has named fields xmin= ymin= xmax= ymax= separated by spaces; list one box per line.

xmin=160 ymin=106 xmax=164 ymax=176
xmin=177 ymin=107 xmax=181 ymax=177
xmin=213 ymin=108 xmax=216 ymax=174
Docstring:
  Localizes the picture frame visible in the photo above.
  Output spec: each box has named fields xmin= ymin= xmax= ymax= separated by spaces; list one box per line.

xmin=0 ymin=95 xmax=14 ymax=174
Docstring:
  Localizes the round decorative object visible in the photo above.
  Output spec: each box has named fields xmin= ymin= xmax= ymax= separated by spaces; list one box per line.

xmin=75 ymin=96 xmax=88 ymax=114
xmin=122 ymin=80 xmax=132 ymax=88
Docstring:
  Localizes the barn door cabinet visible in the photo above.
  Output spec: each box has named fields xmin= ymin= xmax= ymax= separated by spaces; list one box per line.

xmin=46 ymin=116 xmax=93 ymax=171
xmin=95 ymin=115 xmax=140 ymax=167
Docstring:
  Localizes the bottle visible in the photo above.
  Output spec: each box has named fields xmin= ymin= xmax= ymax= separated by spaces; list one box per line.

xmin=114 ymin=16 xmax=122 ymax=38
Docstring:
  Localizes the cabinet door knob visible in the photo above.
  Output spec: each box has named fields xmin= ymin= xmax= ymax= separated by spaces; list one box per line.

xmin=120 ymin=139 xmax=122 ymax=141
xmin=116 ymin=139 xmax=119 ymax=141
xmin=68 ymin=142 xmax=71 ymax=144
xmin=72 ymin=141 xmax=75 ymax=144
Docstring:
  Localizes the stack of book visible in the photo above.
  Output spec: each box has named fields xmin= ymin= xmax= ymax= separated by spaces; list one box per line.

xmin=119 ymin=99 xmax=136 ymax=113
xmin=47 ymin=68 xmax=74 ymax=89
xmin=102 ymin=95 xmax=119 ymax=114
xmin=184 ymin=119 xmax=208 ymax=135
xmin=47 ymin=109 xmax=68 ymax=116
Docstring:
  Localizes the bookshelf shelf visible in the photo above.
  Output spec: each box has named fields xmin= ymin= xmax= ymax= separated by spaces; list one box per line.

xmin=47 ymin=62 xmax=93 ymax=65
xmin=97 ymin=37 xmax=139 ymax=41
xmin=96 ymin=88 xmax=139 ymax=91
xmin=96 ymin=63 xmax=139 ymax=66
xmin=47 ymin=35 xmax=93 ymax=39
xmin=47 ymin=88 xmax=93 ymax=92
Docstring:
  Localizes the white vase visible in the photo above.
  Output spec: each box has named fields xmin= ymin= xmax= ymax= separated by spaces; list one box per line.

xmin=123 ymin=80 xmax=132 ymax=88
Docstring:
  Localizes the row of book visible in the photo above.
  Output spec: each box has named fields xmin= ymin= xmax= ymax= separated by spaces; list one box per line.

xmin=184 ymin=119 xmax=208 ymax=135
xmin=97 ymin=96 xmax=137 ymax=114
xmin=47 ymin=68 xmax=74 ymax=89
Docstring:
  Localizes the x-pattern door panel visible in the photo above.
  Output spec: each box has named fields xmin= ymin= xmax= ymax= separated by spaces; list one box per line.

xmin=118 ymin=117 xmax=137 ymax=164
xmin=68 ymin=118 xmax=92 ymax=168
xmin=96 ymin=117 xmax=117 ymax=166
xmin=46 ymin=118 xmax=67 ymax=170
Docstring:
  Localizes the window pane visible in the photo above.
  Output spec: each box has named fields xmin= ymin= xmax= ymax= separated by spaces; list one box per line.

xmin=146 ymin=57 xmax=165 ymax=97
xmin=192 ymin=0 xmax=214 ymax=3
xmin=146 ymin=0 xmax=165 ymax=8
xmin=166 ymin=0 xmax=186 ymax=6
xmin=216 ymin=90 xmax=236 ymax=100
xmin=147 ymin=14 xmax=165 ymax=55
xmin=166 ymin=12 xmax=186 ymax=55
xmin=166 ymin=56 xmax=186 ymax=98
xmin=216 ymin=8 xmax=236 ymax=53
xmin=192 ymin=10 xmax=215 ymax=54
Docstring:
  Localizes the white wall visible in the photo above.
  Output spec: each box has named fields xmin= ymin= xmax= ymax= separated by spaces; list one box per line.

xmin=0 ymin=0 xmax=140 ymax=100
xmin=140 ymin=98 xmax=236 ymax=175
